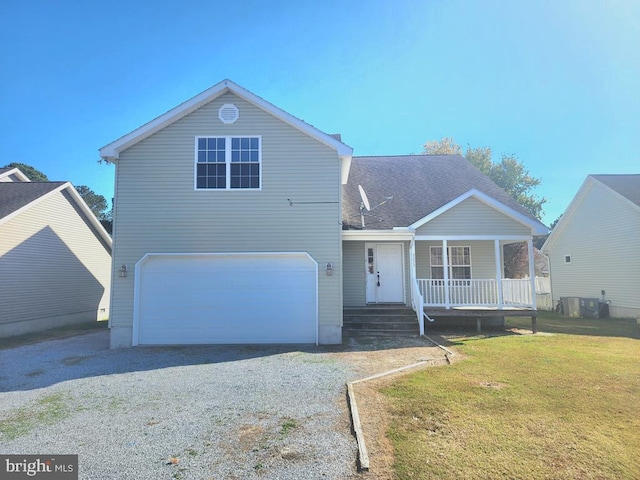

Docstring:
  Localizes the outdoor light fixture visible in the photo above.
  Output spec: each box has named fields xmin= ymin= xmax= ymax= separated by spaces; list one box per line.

xmin=119 ymin=265 xmax=128 ymax=278
xmin=326 ymin=262 xmax=333 ymax=276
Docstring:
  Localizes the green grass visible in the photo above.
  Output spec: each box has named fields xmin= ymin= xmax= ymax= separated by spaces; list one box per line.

xmin=0 ymin=320 xmax=108 ymax=351
xmin=0 ymin=392 xmax=71 ymax=440
xmin=383 ymin=312 xmax=640 ymax=479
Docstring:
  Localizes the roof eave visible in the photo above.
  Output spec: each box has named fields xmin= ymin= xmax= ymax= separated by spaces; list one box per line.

xmin=409 ymin=188 xmax=548 ymax=235
xmin=99 ymin=79 xmax=353 ymax=163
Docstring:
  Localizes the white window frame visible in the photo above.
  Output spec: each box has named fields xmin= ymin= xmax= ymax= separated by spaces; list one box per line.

xmin=564 ymin=254 xmax=572 ymax=264
xmin=429 ymin=245 xmax=472 ymax=280
xmin=194 ymin=135 xmax=262 ymax=191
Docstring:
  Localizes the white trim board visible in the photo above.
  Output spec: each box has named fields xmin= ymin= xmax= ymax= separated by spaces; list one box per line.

xmin=99 ymin=79 xmax=353 ymax=164
xmin=408 ymin=189 xmax=548 ymax=236
xmin=0 ymin=167 xmax=31 ymax=182
xmin=342 ymin=230 xmax=414 ymax=241
xmin=0 ymin=182 xmax=112 ymax=249
xmin=132 ymin=252 xmax=319 ymax=346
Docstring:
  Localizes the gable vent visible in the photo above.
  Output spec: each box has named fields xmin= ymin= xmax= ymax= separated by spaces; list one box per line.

xmin=218 ymin=103 xmax=239 ymax=124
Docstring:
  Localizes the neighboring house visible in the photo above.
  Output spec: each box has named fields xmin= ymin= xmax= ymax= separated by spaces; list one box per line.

xmin=542 ymin=174 xmax=640 ymax=319
xmin=99 ymin=80 xmax=547 ymax=348
xmin=0 ymin=168 xmax=112 ymax=338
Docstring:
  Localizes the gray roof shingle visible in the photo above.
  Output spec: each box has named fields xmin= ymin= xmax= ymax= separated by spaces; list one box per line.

xmin=342 ymin=155 xmax=540 ymax=229
xmin=591 ymin=174 xmax=640 ymax=208
xmin=0 ymin=182 xmax=66 ymax=220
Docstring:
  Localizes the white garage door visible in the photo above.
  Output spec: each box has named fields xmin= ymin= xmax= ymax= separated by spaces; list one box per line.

xmin=134 ymin=253 xmax=317 ymax=345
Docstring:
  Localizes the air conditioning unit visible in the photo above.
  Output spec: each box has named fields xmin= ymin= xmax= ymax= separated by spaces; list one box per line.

xmin=560 ymin=297 xmax=580 ymax=317
xmin=580 ymin=298 xmax=600 ymax=319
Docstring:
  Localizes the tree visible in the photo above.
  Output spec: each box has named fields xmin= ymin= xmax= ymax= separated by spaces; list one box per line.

xmin=422 ymin=137 xmax=461 ymax=155
xmin=3 ymin=162 xmax=48 ymax=181
xmin=422 ymin=138 xmax=546 ymax=219
xmin=75 ymin=185 xmax=109 ymax=220
xmin=549 ymin=215 xmax=562 ymax=230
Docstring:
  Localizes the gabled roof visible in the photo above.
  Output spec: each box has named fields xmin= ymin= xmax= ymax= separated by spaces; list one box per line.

xmin=543 ymin=173 xmax=640 ymax=252
xmin=342 ymin=155 xmax=546 ymax=233
xmin=591 ymin=174 xmax=640 ymax=208
xmin=0 ymin=182 xmax=65 ymax=219
xmin=0 ymin=181 xmax=112 ymax=249
xmin=99 ymin=79 xmax=353 ymax=163
xmin=0 ymin=167 xmax=31 ymax=182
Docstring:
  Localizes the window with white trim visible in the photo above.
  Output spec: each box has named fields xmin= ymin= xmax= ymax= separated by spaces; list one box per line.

xmin=430 ymin=246 xmax=471 ymax=280
xmin=564 ymin=254 xmax=572 ymax=264
xmin=196 ymin=136 xmax=261 ymax=189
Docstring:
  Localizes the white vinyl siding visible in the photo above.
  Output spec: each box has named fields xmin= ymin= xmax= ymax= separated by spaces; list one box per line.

xmin=342 ymin=240 xmax=411 ymax=306
xmin=546 ymin=181 xmax=640 ymax=316
xmin=343 ymin=241 xmax=366 ymax=306
xmin=0 ymin=190 xmax=111 ymax=337
xmin=416 ymin=196 xmax=531 ymax=236
xmin=416 ymin=241 xmax=497 ymax=280
xmin=110 ymin=92 xmax=342 ymax=344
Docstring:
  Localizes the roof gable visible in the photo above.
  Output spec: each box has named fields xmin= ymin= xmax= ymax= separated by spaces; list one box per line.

xmin=0 ymin=182 xmax=112 ymax=248
xmin=99 ymin=79 xmax=353 ymax=163
xmin=342 ymin=155 xmax=546 ymax=233
xmin=409 ymin=188 xmax=547 ymax=234
xmin=591 ymin=174 xmax=640 ymax=209
xmin=0 ymin=167 xmax=31 ymax=182
xmin=543 ymin=174 xmax=640 ymax=251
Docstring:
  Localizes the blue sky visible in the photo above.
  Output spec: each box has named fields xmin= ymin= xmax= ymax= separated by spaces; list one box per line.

xmin=1 ymin=0 xmax=638 ymax=225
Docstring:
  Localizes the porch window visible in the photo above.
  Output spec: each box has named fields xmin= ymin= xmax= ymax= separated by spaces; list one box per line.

xmin=430 ymin=246 xmax=471 ymax=280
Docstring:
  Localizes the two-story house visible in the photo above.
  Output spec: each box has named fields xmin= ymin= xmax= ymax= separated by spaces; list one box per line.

xmin=100 ymin=80 xmax=547 ymax=348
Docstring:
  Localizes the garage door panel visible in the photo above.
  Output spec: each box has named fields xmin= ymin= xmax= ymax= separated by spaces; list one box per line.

xmin=136 ymin=253 xmax=317 ymax=345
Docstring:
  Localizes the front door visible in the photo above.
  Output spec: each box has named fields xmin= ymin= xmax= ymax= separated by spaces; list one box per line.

xmin=366 ymin=244 xmax=404 ymax=303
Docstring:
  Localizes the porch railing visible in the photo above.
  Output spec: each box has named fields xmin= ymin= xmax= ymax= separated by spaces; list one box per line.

xmin=411 ymin=278 xmax=425 ymax=335
xmin=417 ymin=278 xmax=534 ymax=308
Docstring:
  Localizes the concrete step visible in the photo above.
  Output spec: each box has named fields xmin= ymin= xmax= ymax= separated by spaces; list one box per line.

xmin=343 ymin=328 xmax=420 ymax=337
xmin=343 ymin=306 xmax=420 ymax=336
xmin=344 ymin=321 xmax=419 ymax=330
xmin=343 ymin=315 xmax=416 ymax=324
xmin=343 ymin=306 xmax=415 ymax=316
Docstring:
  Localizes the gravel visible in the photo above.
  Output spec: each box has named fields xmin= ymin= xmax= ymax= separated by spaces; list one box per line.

xmin=0 ymin=331 xmax=359 ymax=479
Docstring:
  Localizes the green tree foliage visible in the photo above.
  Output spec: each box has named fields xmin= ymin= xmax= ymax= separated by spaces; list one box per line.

xmin=549 ymin=215 xmax=562 ymax=230
xmin=75 ymin=185 xmax=109 ymax=220
xmin=422 ymin=138 xmax=546 ymax=220
xmin=3 ymin=162 xmax=48 ymax=181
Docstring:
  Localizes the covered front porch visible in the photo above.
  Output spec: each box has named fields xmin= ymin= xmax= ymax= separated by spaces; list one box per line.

xmin=409 ymin=236 xmax=538 ymax=334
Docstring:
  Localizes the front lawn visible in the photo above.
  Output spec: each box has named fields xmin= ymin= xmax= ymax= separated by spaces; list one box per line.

xmin=383 ymin=313 xmax=640 ymax=479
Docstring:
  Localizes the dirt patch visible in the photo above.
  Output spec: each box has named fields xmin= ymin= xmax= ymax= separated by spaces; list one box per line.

xmin=237 ymin=424 xmax=265 ymax=451
xmin=326 ymin=335 xmax=452 ymax=477
xmin=350 ymin=379 xmax=398 ymax=479
xmin=329 ymin=335 xmax=448 ymax=378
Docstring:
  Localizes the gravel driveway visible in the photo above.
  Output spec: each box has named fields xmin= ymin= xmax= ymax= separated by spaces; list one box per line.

xmin=0 ymin=331 xmax=360 ymax=479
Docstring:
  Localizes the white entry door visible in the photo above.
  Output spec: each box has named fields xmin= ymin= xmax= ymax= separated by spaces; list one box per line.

xmin=366 ymin=244 xmax=404 ymax=303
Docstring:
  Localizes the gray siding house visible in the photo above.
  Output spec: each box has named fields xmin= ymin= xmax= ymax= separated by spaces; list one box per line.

xmin=100 ymin=80 xmax=547 ymax=348
xmin=543 ymin=175 xmax=640 ymax=319
xmin=0 ymin=168 xmax=112 ymax=338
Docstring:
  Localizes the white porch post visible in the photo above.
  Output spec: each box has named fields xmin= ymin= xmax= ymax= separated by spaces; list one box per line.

xmin=495 ymin=239 xmax=504 ymax=309
xmin=442 ymin=239 xmax=450 ymax=309
xmin=409 ymin=239 xmax=416 ymax=304
xmin=528 ymin=238 xmax=537 ymax=310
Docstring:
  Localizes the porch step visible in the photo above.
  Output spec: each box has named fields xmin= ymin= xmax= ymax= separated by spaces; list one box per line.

xmin=343 ymin=306 xmax=420 ymax=336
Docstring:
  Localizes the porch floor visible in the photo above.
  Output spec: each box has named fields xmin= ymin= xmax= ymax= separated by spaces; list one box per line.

xmin=425 ymin=307 xmax=536 ymax=317
xmin=424 ymin=307 xmax=538 ymax=333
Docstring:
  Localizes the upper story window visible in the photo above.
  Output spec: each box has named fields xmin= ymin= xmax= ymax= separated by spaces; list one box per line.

xmin=196 ymin=136 xmax=261 ymax=190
